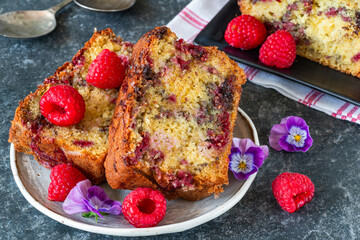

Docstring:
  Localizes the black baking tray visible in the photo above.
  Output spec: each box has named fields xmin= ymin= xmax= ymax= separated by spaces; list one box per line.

xmin=194 ymin=0 xmax=360 ymax=106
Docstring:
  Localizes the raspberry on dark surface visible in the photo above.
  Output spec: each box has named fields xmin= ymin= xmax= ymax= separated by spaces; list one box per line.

xmin=259 ymin=30 xmax=297 ymax=68
xmin=122 ymin=187 xmax=167 ymax=228
xmin=48 ymin=164 xmax=87 ymax=201
xmin=224 ymin=15 xmax=267 ymax=50
xmin=272 ymin=172 xmax=315 ymax=213
xmin=39 ymin=85 xmax=85 ymax=127
xmin=86 ymin=49 xmax=126 ymax=89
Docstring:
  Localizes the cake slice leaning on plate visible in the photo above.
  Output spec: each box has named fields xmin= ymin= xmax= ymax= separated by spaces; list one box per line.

xmin=239 ymin=0 xmax=360 ymax=77
xmin=9 ymin=29 xmax=133 ymax=184
xmin=105 ymin=26 xmax=247 ymax=200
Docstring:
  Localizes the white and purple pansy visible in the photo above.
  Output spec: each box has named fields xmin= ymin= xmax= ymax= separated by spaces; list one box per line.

xmin=228 ymin=138 xmax=269 ymax=180
xmin=269 ymin=116 xmax=313 ymax=152
xmin=63 ymin=180 xmax=122 ymax=222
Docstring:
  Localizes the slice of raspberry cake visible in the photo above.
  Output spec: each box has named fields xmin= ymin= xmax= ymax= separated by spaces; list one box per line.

xmin=105 ymin=27 xmax=246 ymax=200
xmin=239 ymin=0 xmax=360 ymax=77
xmin=9 ymin=29 xmax=133 ymax=184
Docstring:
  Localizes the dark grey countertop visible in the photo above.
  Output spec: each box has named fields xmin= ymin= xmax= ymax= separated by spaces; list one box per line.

xmin=1 ymin=0 xmax=359 ymax=239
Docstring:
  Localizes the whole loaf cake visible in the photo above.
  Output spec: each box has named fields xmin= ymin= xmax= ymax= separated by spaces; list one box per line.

xmin=239 ymin=0 xmax=360 ymax=77
xmin=9 ymin=29 xmax=133 ymax=184
xmin=105 ymin=26 xmax=246 ymax=200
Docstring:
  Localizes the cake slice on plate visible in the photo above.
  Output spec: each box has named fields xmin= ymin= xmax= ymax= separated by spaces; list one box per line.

xmin=239 ymin=0 xmax=360 ymax=77
xmin=105 ymin=26 xmax=246 ymax=200
xmin=9 ymin=29 xmax=133 ymax=184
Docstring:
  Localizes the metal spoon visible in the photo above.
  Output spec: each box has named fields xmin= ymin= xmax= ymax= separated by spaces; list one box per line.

xmin=0 ymin=0 xmax=73 ymax=39
xmin=0 ymin=0 xmax=135 ymax=39
xmin=74 ymin=0 xmax=136 ymax=12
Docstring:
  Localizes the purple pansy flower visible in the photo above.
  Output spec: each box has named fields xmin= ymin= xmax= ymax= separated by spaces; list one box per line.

xmin=228 ymin=138 xmax=269 ymax=180
xmin=63 ymin=180 xmax=122 ymax=222
xmin=269 ymin=116 xmax=313 ymax=152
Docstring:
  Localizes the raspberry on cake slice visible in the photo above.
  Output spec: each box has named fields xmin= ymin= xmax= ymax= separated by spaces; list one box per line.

xmin=9 ymin=29 xmax=133 ymax=184
xmin=238 ymin=0 xmax=360 ymax=77
xmin=105 ymin=27 xmax=247 ymax=201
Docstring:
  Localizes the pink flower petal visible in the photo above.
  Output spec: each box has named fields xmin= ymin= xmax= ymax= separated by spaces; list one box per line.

xmin=63 ymin=179 xmax=92 ymax=215
xmin=280 ymin=116 xmax=292 ymax=125
xmin=259 ymin=145 xmax=269 ymax=159
xmin=269 ymin=123 xmax=288 ymax=151
xmin=233 ymin=138 xmax=258 ymax=153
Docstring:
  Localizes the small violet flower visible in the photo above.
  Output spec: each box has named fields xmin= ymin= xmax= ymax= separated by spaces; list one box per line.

xmin=228 ymin=138 xmax=269 ymax=180
xmin=269 ymin=116 xmax=313 ymax=152
xmin=63 ymin=180 xmax=122 ymax=222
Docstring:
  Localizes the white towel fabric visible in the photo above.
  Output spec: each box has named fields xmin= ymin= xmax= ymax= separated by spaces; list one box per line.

xmin=167 ymin=0 xmax=360 ymax=124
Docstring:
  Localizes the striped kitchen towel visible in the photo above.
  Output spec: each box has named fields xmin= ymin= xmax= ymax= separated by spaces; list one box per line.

xmin=167 ymin=0 xmax=360 ymax=124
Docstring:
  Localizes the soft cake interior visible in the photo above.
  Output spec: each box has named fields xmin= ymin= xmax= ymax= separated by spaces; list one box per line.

xmin=127 ymin=31 xmax=242 ymax=191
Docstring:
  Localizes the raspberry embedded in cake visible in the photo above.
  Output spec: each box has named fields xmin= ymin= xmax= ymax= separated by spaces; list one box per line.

xmin=73 ymin=140 xmax=94 ymax=148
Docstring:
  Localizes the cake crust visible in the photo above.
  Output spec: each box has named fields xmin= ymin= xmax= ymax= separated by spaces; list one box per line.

xmin=105 ymin=26 xmax=246 ymax=200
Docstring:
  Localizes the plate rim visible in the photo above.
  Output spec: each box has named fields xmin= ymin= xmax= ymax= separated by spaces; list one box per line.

xmin=10 ymin=107 xmax=259 ymax=237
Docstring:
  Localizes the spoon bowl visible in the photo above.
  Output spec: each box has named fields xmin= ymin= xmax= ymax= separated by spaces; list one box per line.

xmin=0 ymin=0 xmax=73 ymax=39
xmin=0 ymin=0 xmax=136 ymax=39
xmin=74 ymin=0 xmax=136 ymax=12
xmin=0 ymin=10 xmax=56 ymax=38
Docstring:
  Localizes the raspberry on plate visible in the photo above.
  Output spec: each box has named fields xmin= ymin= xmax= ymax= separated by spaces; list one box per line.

xmin=86 ymin=49 xmax=126 ymax=89
xmin=224 ymin=15 xmax=267 ymax=50
xmin=39 ymin=85 xmax=85 ymax=127
xmin=48 ymin=164 xmax=87 ymax=201
xmin=122 ymin=188 xmax=167 ymax=228
xmin=259 ymin=30 xmax=297 ymax=68
xmin=272 ymin=172 xmax=315 ymax=213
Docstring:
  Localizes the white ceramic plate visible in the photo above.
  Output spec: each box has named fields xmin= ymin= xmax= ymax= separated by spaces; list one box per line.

xmin=10 ymin=108 xmax=259 ymax=237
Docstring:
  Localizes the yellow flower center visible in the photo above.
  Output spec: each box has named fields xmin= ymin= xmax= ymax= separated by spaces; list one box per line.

xmin=294 ymin=135 xmax=302 ymax=142
xmin=239 ymin=162 xmax=247 ymax=170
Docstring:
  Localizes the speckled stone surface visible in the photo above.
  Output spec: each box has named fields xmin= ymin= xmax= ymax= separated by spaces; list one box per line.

xmin=1 ymin=0 xmax=359 ymax=239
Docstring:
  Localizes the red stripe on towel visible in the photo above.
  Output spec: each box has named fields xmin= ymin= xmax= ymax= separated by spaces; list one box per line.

xmin=249 ymin=69 xmax=259 ymax=80
xmin=332 ymin=102 xmax=350 ymax=118
xmin=181 ymin=10 xmax=207 ymax=28
xmin=347 ymin=106 xmax=359 ymax=118
xmin=299 ymin=90 xmax=315 ymax=104
xmin=185 ymin=7 xmax=208 ymax=24
xmin=312 ymin=93 xmax=324 ymax=106
xmin=337 ymin=102 xmax=350 ymax=115
xmin=179 ymin=14 xmax=203 ymax=30
xmin=305 ymin=91 xmax=322 ymax=106
xmin=245 ymin=67 xmax=257 ymax=79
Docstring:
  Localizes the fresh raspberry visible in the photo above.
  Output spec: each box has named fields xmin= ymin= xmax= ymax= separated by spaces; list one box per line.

xmin=272 ymin=172 xmax=315 ymax=213
xmin=40 ymin=85 xmax=85 ymax=127
xmin=86 ymin=49 xmax=126 ymax=89
xmin=259 ymin=30 xmax=297 ymax=68
xmin=122 ymin=188 xmax=167 ymax=228
xmin=48 ymin=164 xmax=87 ymax=201
xmin=224 ymin=15 xmax=267 ymax=50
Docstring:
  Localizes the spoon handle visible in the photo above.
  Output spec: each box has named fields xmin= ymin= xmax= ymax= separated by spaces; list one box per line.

xmin=48 ymin=0 xmax=73 ymax=14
